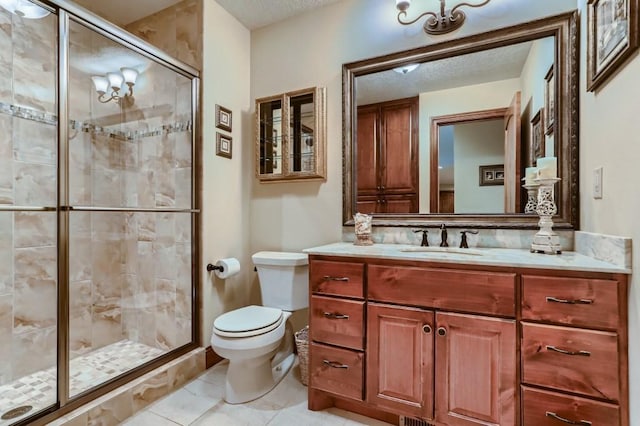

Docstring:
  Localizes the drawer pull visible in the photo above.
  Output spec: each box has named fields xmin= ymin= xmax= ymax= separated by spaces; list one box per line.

xmin=546 ymin=345 xmax=591 ymax=357
xmin=323 ymin=360 xmax=349 ymax=369
xmin=323 ymin=312 xmax=350 ymax=320
xmin=546 ymin=296 xmax=593 ymax=305
xmin=545 ymin=411 xmax=592 ymax=425
xmin=323 ymin=275 xmax=350 ymax=282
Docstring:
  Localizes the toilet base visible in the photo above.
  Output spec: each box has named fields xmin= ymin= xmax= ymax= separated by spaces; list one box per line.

xmin=224 ymin=352 xmax=295 ymax=404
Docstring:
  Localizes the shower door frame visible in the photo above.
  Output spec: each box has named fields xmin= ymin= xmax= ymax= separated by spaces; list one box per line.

xmin=23 ymin=1 xmax=202 ymax=424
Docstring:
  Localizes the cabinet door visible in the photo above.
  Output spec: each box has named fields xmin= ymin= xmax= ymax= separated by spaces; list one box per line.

xmin=356 ymin=105 xmax=379 ymax=195
xmin=366 ymin=303 xmax=434 ymax=420
xmin=380 ymin=99 xmax=418 ymax=194
xmin=435 ymin=312 xmax=516 ymax=426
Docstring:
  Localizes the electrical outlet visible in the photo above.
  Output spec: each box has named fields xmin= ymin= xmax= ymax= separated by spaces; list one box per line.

xmin=593 ymin=166 xmax=603 ymax=199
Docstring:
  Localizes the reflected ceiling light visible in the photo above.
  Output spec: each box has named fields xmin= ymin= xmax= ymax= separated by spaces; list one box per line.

xmin=393 ymin=63 xmax=420 ymax=74
xmin=91 ymin=67 xmax=138 ymax=107
xmin=0 ymin=0 xmax=50 ymax=19
xmin=395 ymin=0 xmax=491 ymax=36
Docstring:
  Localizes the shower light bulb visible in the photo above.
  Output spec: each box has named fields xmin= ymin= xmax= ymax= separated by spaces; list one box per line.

xmin=91 ymin=76 xmax=109 ymax=95
xmin=106 ymin=72 xmax=124 ymax=91
xmin=120 ymin=67 xmax=138 ymax=86
xmin=0 ymin=0 xmax=50 ymax=19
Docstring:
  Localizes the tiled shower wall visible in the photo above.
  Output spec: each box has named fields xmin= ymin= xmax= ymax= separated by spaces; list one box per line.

xmin=0 ymin=8 xmax=194 ymax=386
xmin=0 ymin=9 xmax=58 ymax=385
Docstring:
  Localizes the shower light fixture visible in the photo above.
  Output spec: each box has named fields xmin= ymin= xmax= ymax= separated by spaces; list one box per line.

xmin=0 ymin=0 xmax=50 ymax=19
xmin=91 ymin=67 xmax=138 ymax=107
xmin=393 ymin=63 xmax=420 ymax=74
xmin=395 ymin=0 xmax=491 ymax=36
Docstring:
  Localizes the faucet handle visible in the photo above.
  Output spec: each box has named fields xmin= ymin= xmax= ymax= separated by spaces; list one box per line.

xmin=413 ymin=229 xmax=429 ymax=247
xmin=459 ymin=230 xmax=479 ymax=249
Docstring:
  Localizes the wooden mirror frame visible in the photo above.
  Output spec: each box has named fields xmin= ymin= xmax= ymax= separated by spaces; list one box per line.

xmin=342 ymin=11 xmax=578 ymax=229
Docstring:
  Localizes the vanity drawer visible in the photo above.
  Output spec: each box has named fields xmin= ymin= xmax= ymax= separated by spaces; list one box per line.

xmin=522 ymin=386 xmax=619 ymax=426
xmin=521 ymin=323 xmax=619 ymax=401
xmin=310 ymin=342 xmax=363 ymax=401
xmin=310 ymin=260 xmax=364 ymax=299
xmin=368 ymin=265 xmax=516 ymax=316
xmin=522 ymin=275 xmax=620 ymax=329
xmin=310 ymin=296 xmax=364 ymax=350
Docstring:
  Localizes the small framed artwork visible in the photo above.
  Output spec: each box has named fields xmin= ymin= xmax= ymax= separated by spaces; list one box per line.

xmin=544 ymin=66 xmax=555 ymax=135
xmin=216 ymin=132 xmax=232 ymax=159
xmin=531 ymin=108 xmax=545 ymax=163
xmin=479 ymin=164 xmax=505 ymax=186
xmin=215 ymin=104 xmax=232 ymax=132
xmin=587 ymin=0 xmax=639 ymax=91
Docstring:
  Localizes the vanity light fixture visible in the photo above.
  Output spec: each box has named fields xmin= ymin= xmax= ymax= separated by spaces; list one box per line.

xmin=395 ymin=0 xmax=491 ymax=36
xmin=0 ymin=0 xmax=50 ymax=19
xmin=393 ymin=63 xmax=420 ymax=74
xmin=91 ymin=67 xmax=138 ymax=107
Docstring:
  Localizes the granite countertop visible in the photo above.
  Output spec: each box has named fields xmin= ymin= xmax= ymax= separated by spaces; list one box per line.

xmin=303 ymin=242 xmax=631 ymax=274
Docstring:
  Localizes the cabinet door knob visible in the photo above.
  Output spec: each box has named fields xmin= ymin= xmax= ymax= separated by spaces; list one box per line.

xmin=422 ymin=324 xmax=432 ymax=334
xmin=437 ymin=327 xmax=447 ymax=337
xmin=545 ymin=411 xmax=592 ymax=425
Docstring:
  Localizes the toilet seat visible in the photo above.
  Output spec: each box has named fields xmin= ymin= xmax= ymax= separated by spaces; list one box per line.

xmin=213 ymin=305 xmax=283 ymax=338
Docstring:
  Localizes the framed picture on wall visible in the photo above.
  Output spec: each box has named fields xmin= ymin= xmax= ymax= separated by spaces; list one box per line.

xmin=479 ymin=164 xmax=504 ymax=186
xmin=216 ymin=132 xmax=232 ymax=159
xmin=587 ymin=0 xmax=639 ymax=91
xmin=215 ymin=104 xmax=232 ymax=132
xmin=544 ymin=66 xmax=555 ymax=135
xmin=531 ymin=109 xmax=545 ymax=163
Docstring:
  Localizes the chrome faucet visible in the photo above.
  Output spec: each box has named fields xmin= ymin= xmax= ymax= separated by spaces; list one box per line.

xmin=439 ymin=224 xmax=448 ymax=247
xmin=413 ymin=229 xmax=429 ymax=247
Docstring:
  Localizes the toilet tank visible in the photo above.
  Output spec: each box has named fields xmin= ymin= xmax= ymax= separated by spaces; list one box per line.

xmin=252 ymin=251 xmax=309 ymax=311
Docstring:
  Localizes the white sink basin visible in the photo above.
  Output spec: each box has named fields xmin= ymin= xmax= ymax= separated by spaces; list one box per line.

xmin=399 ymin=247 xmax=484 ymax=256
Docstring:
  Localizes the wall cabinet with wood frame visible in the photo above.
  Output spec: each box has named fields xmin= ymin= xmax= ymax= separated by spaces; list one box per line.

xmin=356 ymin=97 xmax=418 ymax=213
xmin=256 ymin=87 xmax=326 ymax=182
xmin=307 ymin=255 xmax=629 ymax=426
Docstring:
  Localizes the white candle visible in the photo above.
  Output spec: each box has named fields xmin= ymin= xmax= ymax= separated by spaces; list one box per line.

xmin=524 ymin=167 xmax=538 ymax=185
xmin=536 ymin=156 xmax=557 ymax=179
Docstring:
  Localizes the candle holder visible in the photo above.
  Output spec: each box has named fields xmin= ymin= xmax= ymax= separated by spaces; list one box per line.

xmin=522 ymin=182 xmax=540 ymax=214
xmin=530 ymin=177 xmax=562 ymax=254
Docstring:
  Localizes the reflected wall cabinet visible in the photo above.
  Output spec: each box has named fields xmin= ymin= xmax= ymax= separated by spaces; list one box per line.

xmin=256 ymin=87 xmax=327 ymax=182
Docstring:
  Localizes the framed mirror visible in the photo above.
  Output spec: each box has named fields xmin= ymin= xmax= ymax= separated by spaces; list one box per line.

xmin=343 ymin=12 xmax=578 ymax=228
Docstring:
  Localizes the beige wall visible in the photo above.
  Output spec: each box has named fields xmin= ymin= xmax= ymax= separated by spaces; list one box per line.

xmin=200 ymin=1 xmax=252 ymax=346
xmin=576 ymin=0 xmax=640 ymax=420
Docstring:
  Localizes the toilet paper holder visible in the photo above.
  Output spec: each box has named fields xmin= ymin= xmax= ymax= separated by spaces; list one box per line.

xmin=206 ymin=263 xmax=224 ymax=272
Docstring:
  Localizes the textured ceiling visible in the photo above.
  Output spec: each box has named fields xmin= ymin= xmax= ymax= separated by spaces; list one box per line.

xmin=214 ymin=0 xmax=343 ymax=30
xmin=356 ymin=41 xmax=535 ymax=106
xmin=72 ymin=0 xmax=343 ymax=29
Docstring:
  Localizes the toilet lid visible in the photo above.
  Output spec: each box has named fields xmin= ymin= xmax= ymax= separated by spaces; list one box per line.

xmin=213 ymin=305 xmax=283 ymax=338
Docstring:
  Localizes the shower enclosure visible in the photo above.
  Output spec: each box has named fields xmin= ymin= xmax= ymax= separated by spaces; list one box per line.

xmin=0 ymin=1 xmax=199 ymax=424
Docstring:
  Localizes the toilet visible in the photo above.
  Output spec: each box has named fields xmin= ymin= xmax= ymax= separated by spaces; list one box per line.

xmin=210 ymin=251 xmax=309 ymax=404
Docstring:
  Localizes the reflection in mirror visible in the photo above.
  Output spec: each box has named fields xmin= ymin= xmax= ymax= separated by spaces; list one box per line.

xmin=289 ymin=93 xmax=315 ymax=173
xmin=258 ymin=98 xmax=283 ymax=175
xmin=343 ymin=12 xmax=578 ymax=228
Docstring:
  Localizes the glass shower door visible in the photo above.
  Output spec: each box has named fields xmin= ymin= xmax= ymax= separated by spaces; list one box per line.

xmin=0 ymin=3 xmax=58 ymax=424
xmin=66 ymin=18 xmax=195 ymax=397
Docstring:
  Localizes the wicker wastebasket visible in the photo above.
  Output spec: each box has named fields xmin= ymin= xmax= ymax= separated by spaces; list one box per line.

xmin=294 ymin=326 xmax=309 ymax=386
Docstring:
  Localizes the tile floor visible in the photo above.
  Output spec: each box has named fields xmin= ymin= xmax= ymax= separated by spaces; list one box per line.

xmin=121 ymin=358 xmax=395 ymax=426
xmin=0 ymin=340 xmax=165 ymax=426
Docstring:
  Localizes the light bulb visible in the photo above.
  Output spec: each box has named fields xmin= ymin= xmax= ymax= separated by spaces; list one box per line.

xmin=0 ymin=0 xmax=50 ymax=19
xmin=120 ymin=67 xmax=138 ymax=86
xmin=393 ymin=63 xmax=420 ymax=74
xmin=106 ymin=72 xmax=124 ymax=91
xmin=396 ymin=0 xmax=411 ymax=12
xmin=91 ymin=76 xmax=109 ymax=95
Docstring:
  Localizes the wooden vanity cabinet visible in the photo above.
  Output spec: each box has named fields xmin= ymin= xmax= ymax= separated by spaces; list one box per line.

xmin=307 ymin=255 xmax=629 ymax=426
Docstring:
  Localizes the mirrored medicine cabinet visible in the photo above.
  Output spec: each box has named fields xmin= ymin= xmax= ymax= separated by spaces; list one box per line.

xmin=256 ymin=86 xmax=327 ymax=182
